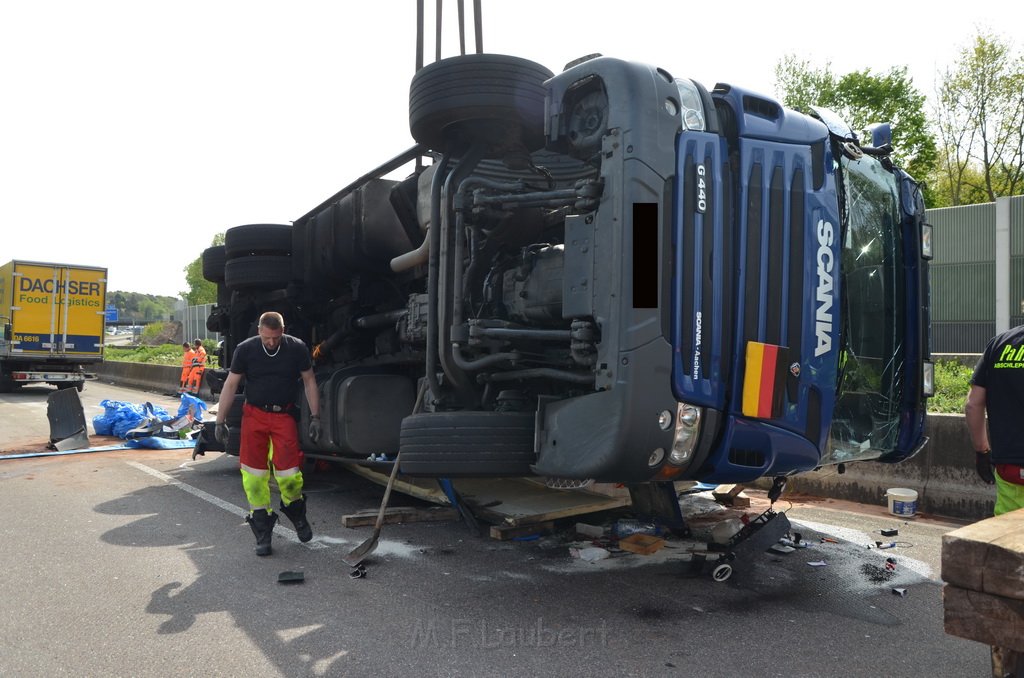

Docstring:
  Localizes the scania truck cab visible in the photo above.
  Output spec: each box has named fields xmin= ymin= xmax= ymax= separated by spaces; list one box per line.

xmin=201 ymin=53 xmax=931 ymax=489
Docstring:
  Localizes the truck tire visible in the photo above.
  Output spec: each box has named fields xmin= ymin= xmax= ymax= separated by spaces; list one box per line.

xmin=202 ymin=246 xmax=227 ymax=283
xmin=399 ymin=411 xmax=536 ymax=477
xmin=224 ymin=255 xmax=292 ymax=291
xmin=409 ymin=54 xmax=553 ymax=153
xmin=224 ymin=224 xmax=292 ymax=258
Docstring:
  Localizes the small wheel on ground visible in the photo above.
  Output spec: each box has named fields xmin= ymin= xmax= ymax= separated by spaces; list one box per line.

xmin=712 ymin=563 xmax=733 ymax=582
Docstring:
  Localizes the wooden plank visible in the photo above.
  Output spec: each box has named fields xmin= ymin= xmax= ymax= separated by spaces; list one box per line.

xmin=489 ymin=521 xmax=555 ymax=541
xmin=943 ymin=585 xmax=1024 ymax=652
xmin=455 ymin=477 xmax=629 ymax=527
xmin=341 ymin=506 xmax=458 ymax=528
xmin=339 ymin=466 xmax=629 ymax=527
xmin=340 ymin=462 xmax=450 ymax=505
xmin=941 ymin=509 xmax=1024 ymax=601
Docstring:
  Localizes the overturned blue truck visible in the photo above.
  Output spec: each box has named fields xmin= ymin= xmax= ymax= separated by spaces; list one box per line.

xmin=200 ymin=53 xmax=932 ymax=504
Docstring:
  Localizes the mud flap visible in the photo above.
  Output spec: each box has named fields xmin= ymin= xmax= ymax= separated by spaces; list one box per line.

xmin=46 ymin=388 xmax=90 ymax=451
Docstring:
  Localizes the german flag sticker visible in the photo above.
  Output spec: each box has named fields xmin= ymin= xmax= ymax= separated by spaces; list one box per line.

xmin=742 ymin=342 xmax=788 ymax=419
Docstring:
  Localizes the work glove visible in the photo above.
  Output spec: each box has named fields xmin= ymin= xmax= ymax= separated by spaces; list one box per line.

xmin=309 ymin=415 xmax=322 ymax=445
xmin=975 ymin=451 xmax=995 ymax=484
xmin=215 ymin=422 xmax=230 ymax=445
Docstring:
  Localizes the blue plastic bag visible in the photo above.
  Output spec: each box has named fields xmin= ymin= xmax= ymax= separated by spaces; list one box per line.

xmin=92 ymin=400 xmax=170 ymax=439
xmin=177 ymin=394 xmax=207 ymax=422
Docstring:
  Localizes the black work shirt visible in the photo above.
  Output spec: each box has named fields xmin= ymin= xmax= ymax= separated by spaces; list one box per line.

xmin=971 ymin=324 xmax=1024 ymax=464
xmin=230 ymin=334 xmax=312 ymax=408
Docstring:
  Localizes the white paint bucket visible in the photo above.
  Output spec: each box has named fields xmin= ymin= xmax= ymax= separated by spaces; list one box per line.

xmin=886 ymin=488 xmax=918 ymax=517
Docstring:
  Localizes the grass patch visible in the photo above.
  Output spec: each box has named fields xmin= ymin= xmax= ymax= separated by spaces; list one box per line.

xmin=929 ymin=359 xmax=974 ymax=414
xmin=106 ymin=342 xmax=219 ymax=368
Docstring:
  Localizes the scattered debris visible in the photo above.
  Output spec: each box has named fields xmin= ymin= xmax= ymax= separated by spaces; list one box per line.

xmin=490 ymin=520 xmax=555 ymax=541
xmin=349 ymin=564 xmax=368 ymax=579
xmin=569 ymin=546 xmax=611 ymax=562
xmin=612 ymin=519 xmax=660 ymax=538
xmin=880 ymin=528 xmax=899 ymax=537
xmin=575 ymin=522 xmax=605 ymax=538
xmin=885 ymin=557 xmax=898 ymax=571
xmin=769 ymin=544 xmax=796 ymax=554
xmin=277 ymin=571 xmax=305 ymax=584
xmin=892 ymin=587 xmax=907 ymax=597
xmin=618 ymin=534 xmax=667 ymax=555
xmin=712 ymin=484 xmax=751 ymax=508
xmin=807 ymin=560 xmax=828 ymax=567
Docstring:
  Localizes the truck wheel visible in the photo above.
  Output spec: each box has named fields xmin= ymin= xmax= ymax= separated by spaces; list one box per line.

xmin=409 ymin=54 xmax=553 ymax=153
xmin=202 ymin=246 xmax=227 ymax=283
xmin=224 ymin=255 xmax=292 ymax=291
xmin=225 ymin=224 xmax=292 ymax=258
xmin=399 ymin=411 xmax=536 ymax=477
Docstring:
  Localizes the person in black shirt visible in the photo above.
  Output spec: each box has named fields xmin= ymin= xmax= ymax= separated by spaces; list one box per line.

xmin=215 ymin=312 xmax=322 ymax=555
xmin=965 ymin=324 xmax=1024 ymax=516
xmin=964 ymin=325 xmax=1024 ymax=678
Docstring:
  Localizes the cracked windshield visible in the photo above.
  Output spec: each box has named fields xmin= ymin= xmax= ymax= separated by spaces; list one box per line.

xmin=825 ymin=154 xmax=906 ymax=464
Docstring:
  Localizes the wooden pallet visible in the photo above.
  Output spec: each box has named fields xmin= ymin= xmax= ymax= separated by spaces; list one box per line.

xmin=340 ymin=463 xmax=629 ymax=528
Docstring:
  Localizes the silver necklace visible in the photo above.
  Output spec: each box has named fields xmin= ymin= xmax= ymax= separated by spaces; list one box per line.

xmin=262 ymin=342 xmax=280 ymax=358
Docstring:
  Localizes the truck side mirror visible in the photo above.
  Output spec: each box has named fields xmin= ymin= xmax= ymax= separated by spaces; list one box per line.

xmin=3 ymin=324 xmax=10 ymax=342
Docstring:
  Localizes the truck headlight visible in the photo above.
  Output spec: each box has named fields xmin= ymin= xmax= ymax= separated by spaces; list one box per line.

xmin=922 ymin=361 xmax=934 ymax=398
xmin=669 ymin=402 xmax=703 ymax=464
xmin=674 ymin=79 xmax=706 ymax=131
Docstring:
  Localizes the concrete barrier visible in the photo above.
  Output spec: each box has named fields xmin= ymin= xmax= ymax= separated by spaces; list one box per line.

xmin=753 ymin=414 xmax=995 ymax=521
xmin=96 ymin=361 xmax=214 ymax=401
xmin=96 ymin=360 xmax=995 ymax=520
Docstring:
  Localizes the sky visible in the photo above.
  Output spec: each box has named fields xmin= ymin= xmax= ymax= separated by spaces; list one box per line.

xmin=2 ymin=1 xmax=1020 ymax=297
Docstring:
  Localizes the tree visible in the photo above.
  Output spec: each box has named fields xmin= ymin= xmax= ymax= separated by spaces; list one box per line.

xmin=182 ymin=233 xmax=225 ymax=305
xmin=774 ymin=56 xmax=938 ymax=203
xmin=934 ymin=31 xmax=1024 ymax=204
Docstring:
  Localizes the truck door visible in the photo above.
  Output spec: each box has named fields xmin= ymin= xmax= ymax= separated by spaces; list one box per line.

xmin=11 ymin=263 xmax=104 ymax=358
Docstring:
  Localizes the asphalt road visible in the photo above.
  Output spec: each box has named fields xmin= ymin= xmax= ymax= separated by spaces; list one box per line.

xmin=0 ymin=381 xmax=990 ymax=677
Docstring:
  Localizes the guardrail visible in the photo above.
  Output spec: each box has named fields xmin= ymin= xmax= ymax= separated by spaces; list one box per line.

xmin=96 ymin=361 xmax=993 ymax=520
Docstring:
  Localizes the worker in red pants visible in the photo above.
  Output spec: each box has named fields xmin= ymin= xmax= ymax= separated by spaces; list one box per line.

xmin=214 ymin=312 xmax=321 ymax=556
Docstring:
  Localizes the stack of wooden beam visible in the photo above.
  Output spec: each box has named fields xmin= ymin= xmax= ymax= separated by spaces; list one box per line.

xmin=942 ymin=509 xmax=1024 ymax=675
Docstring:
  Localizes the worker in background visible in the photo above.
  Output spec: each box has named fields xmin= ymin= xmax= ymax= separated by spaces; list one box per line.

xmin=178 ymin=342 xmax=194 ymax=394
xmin=964 ymin=325 xmax=1024 ymax=678
xmin=214 ymin=312 xmax=321 ymax=556
xmin=186 ymin=339 xmax=207 ymax=396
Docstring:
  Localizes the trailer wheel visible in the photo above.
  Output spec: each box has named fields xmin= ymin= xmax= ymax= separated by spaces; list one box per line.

xmin=399 ymin=411 xmax=536 ymax=477
xmin=712 ymin=563 xmax=733 ymax=582
xmin=224 ymin=255 xmax=292 ymax=291
xmin=409 ymin=54 xmax=553 ymax=153
xmin=202 ymin=246 xmax=227 ymax=283
xmin=224 ymin=224 xmax=293 ymax=258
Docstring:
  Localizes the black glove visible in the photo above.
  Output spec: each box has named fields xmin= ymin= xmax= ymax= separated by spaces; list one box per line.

xmin=215 ymin=422 xmax=230 ymax=445
xmin=975 ymin=451 xmax=995 ymax=484
xmin=309 ymin=416 xmax=322 ymax=445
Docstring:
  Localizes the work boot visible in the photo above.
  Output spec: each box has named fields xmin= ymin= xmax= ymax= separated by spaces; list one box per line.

xmin=280 ymin=495 xmax=313 ymax=542
xmin=246 ymin=509 xmax=278 ymax=556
